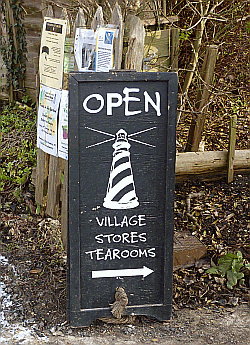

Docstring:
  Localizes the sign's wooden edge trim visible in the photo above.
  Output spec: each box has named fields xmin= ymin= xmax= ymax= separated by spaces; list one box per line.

xmin=69 ymin=71 xmax=178 ymax=82
xmin=163 ymin=72 xmax=177 ymax=309
xmin=68 ymin=74 xmax=81 ymax=318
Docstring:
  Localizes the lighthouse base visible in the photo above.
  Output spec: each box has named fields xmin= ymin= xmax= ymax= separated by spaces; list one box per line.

xmin=103 ymin=199 xmax=139 ymax=210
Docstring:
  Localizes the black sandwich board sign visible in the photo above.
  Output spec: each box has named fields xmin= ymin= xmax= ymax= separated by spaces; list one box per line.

xmin=67 ymin=71 xmax=177 ymax=327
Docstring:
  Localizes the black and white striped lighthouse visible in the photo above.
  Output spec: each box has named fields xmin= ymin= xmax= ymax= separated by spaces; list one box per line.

xmin=103 ymin=129 xmax=139 ymax=209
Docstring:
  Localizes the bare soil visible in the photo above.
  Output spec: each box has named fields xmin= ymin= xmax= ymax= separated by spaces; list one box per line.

xmin=0 ymin=175 xmax=249 ymax=345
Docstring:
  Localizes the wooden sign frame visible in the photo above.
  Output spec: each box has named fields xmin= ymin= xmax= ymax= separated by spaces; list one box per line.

xmin=67 ymin=71 xmax=177 ymax=327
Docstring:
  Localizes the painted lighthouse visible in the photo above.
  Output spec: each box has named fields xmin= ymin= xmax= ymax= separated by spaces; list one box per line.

xmin=103 ymin=129 xmax=139 ymax=210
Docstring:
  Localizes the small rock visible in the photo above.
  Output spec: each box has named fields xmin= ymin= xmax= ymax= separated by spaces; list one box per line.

xmin=50 ymin=326 xmax=56 ymax=334
xmin=39 ymin=321 xmax=45 ymax=328
xmin=228 ymin=297 xmax=238 ymax=306
xmin=218 ymin=299 xmax=227 ymax=306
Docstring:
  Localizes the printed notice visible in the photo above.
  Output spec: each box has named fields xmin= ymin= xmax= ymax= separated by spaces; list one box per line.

xmin=37 ymin=84 xmax=62 ymax=156
xmin=39 ymin=17 xmax=67 ymax=90
xmin=95 ymin=27 xmax=117 ymax=72
xmin=58 ymin=89 xmax=69 ymax=160
xmin=74 ymin=28 xmax=95 ymax=71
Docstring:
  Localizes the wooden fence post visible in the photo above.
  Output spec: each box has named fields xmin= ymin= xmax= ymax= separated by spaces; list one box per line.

xmin=73 ymin=7 xmax=86 ymax=34
xmin=227 ymin=114 xmax=237 ymax=183
xmin=170 ymin=27 xmax=179 ymax=71
xmin=110 ymin=4 xmax=124 ymax=70
xmin=91 ymin=6 xmax=104 ymax=31
xmin=46 ymin=7 xmax=70 ymax=220
xmin=186 ymin=45 xmax=218 ymax=152
xmin=35 ymin=4 xmax=54 ymax=212
xmin=123 ymin=14 xmax=145 ymax=71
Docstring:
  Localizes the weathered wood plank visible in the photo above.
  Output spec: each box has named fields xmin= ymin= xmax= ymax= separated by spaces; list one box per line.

xmin=186 ymin=45 xmax=219 ymax=152
xmin=61 ymin=161 xmax=68 ymax=249
xmin=110 ymin=4 xmax=124 ymax=70
xmin=124 ymin=14 xmax=145 ymax=71
xmin=74 ymin=7 xmax=86 ymax=31
xmin=35 ymin=148 xmax=50 ymax=206
xmin=143 ymin=29 xmax=170 ymax=72
xmin=91 ymin=6 xmax=104 ymax=31
xmin=46 ymin=156 xmax=65 ymax=218
xmin=227 ymin=115 xmax=237 ymax=183
xmin=142 ymin=16 xmax=178 ymax=27
xmin=170 ymin=27 xmax=179 ymax=71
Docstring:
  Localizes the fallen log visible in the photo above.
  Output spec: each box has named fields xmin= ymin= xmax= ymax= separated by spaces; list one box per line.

xmin=175 ymin=149 xmax=250 ymax=183
xmin=32 ymin=149 xmax=250 ymax=188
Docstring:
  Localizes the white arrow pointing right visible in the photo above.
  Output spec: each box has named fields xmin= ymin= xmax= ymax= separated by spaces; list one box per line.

xmin=92 ymin=266 xmax=154 ymax=279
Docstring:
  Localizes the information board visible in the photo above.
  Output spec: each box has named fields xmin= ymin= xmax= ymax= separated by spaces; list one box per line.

xmin=67 ymin=71 xmax=177 ymax=327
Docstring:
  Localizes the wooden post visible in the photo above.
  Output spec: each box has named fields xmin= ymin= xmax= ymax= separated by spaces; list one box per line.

xmin=186 ymin=45 xmax=218 ymax=152
xmin=170 ymin=28 xmax=179 ymax=71
xmin=35 ymin=149 xmax=49 ymax=207
xmin=35 ymin=4 xmax=54 ymax=211
xmin=123 ymin=14 xmax=145 ymax=71
xmin=110 ymin=4 xmax=124 ymax=70
xmin=227 ymin=114 xmax=237 ymax=183
xmin=45 ymin=7 xmax=70 ymax=220
xmin=91 ymin=6 xmax=104 ymax=31
xmin=46 ymin=157 xmax=65 ymax=218
xmin=73 ymin=7 xmax=86 ymax=34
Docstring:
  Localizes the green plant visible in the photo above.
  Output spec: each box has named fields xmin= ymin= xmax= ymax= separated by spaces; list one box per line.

xmin=0 ymin=103 xmax=37 ymax=196
xmin=207 ymin=251 xmax=250 ymax=289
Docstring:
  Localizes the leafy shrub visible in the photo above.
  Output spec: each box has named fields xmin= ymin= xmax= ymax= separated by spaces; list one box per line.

xmin=207 ymin=251 xmax=250 ymax=289
xmin=0 ymin=103 xmax=37 ymax=193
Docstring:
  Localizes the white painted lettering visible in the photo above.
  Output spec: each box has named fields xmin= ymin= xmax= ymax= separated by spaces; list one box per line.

xmin=123 ymin=87 xmax=141 ymax=116
xmin=105 ymin=248 xmax=112 ymax=260
xmin=96 ymin=248 xmax=105 ymax=260
xmin=138 ymin=232 xmax=147 ymax=242
xmin=138 ymin=214 xmax=146 ymax=227
xmin=138 ymin=248 xmax=148 ymax=257
xmin=103 ymin=233 xmax=114 ymax=243
xmin=144 ymin=91 xmax=161 ymax=116
xmin=128 ymin=215 xmax=138 ymax=226
xmin=107 ymin=93 xmax=123 ymax=115
xmin=95 ymin=234 xmax=104 ymax=244
xmin=95 ymin=217 xmax=104 ymax=226
xmin=114 ymin=216 xmax=121 ymax=227
xmin=113 ymin=249 xmax=121 ymax=260
xmin=122 ymin=232 xmax=130 ymax=243
xmin=95 ymin=215 xmax=147 ymax=228
xmin=130 ymin=250 xmax=139 ymax=258
xmin=148 ymin=247 xmax=156 ymax=257
xmin=130 ymin=232 xmax=139 ymax=243
xmin=107 ymin=216 xmax=114 ymax=227
xmin=120 ymin=215 xmax=129 ymax=228
xmin=94 ymin=231 xmax=148 ymax=244
xmin=113 ymin=234 xmax=122 ymax=243
xmin=83 ymin=94 xmax=104 ymax=113
xmin=85 ymin=250 xmax=96 ymax=259
xmin=121 ymin=250 xmax=130 ymax=259
xmin=85 ymin=247 xmax=156 ymax=260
